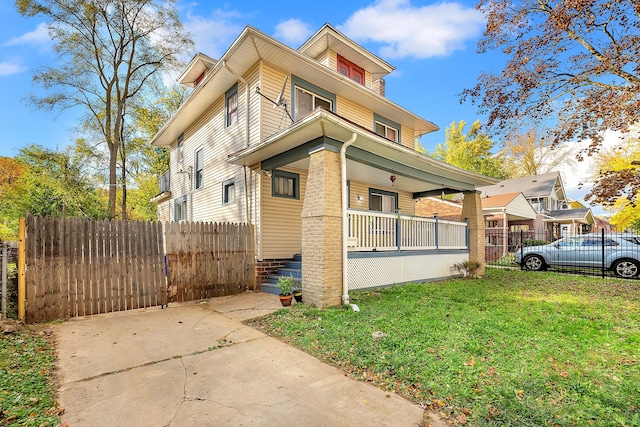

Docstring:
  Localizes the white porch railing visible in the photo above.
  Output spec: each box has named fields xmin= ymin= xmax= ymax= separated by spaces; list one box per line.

xmin=347 ymin=210 xmax=468 ymax=252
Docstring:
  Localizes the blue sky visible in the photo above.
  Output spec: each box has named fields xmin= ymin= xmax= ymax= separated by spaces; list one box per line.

xmin=0 ymin=0 xmax=604 ymax=209
xmin=0 ymin=0 xmax=498 ymax=156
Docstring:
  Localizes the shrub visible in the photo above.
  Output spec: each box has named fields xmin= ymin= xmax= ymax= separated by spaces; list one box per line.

xmin=452 ymin=260 xmax=482 ymax=278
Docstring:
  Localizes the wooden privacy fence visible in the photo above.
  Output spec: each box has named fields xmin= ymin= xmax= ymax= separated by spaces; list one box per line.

xmin=21 ymin=214 xmax=166 ymax=323
xmin=165 ymin=221 xmax=255 ymax=302
xmin=19 ymin=215 xmax=256 ymax=322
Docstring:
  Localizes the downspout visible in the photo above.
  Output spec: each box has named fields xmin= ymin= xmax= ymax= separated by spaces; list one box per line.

xmin=341 ymin=133 xmax=358 ymax=305
xmin=223 ymin=60 xmax=252 ymax=223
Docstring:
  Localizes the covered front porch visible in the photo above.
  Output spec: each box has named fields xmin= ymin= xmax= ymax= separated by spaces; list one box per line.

xmin=229 ymin=108 xmax=497 ymax=307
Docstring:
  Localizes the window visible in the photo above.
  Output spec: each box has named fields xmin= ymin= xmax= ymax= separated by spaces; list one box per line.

xmin=226 ymin=84 xmax=238 ymax=127
xmin=485 ymin=220 xmax=499 ymax=228
xmin=292 ymin=76 xmax=335 ymax=120
xmin=337 ymin=55 xmax=365 ymax=85
xmin=272 ymin=170 xmax=300 ymax=199
xmin=177 ymin=133 xmax=184 ymax=163
xmin=174 ymin=196 xmax=187 ymax=222
xmin=195 ymin=148 xmax=203 ymax=189
xmin=510 ymin=224 xmax=530 ymax=232
xmin=369 ymin=189 xmax=398 ymax=213
xmin=222 ymin=179 xmax=235 ymax=204
xmin=373 ymin=114 xmax=400 ymax=143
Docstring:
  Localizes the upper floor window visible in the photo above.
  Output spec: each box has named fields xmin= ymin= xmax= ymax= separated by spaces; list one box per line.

xmin=292 ymin=76 xmax=335 ymax=120
xmin=195 ymin=148 xmax=204 ymax=189
xmin=177 ymin=133 xmax=184 ymax=163
xmin=226 ymin=83 xmax=238 ymax=127
xmin=337 ymin=55 xmax=365 ymax=85
xmin=272 ymin=169 xmax=300 ymax=200
xmin=374 ymin=113 xmax=400 ymax=143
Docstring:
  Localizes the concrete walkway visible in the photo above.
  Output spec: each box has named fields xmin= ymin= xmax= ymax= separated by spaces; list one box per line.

xmin=54 ymin=292 xmax=426 ymax=426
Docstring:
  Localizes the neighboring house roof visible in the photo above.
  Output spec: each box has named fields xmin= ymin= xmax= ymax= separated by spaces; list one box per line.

xmin=151 ymin=25 xmax=438 ymax=148
xmin=481 ymin=192 xmax=538 ymax=220
xmin=478 ymin=172 xmax=567 ymax=201
xmin=543 ymin=208 xmax=595 ymax=224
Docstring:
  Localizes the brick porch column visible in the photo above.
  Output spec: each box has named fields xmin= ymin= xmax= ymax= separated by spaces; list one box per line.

xmin=301 ymin=146 xmax=342 ymax=307
xmin=461 ymin=190 xmax=486 ymax=276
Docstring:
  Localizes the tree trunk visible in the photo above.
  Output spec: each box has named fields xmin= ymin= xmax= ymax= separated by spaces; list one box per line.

xmin=108 ymin=143 xmax=118 ymax=219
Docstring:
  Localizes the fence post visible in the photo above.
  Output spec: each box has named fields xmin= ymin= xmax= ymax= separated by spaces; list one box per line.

xmin=601 ymin=228 xmax=605 ymax=279
xmin=18 ymin=218 xmax=26 ymax=321
xmin=520 ymin=229 xmax=524 ymax=270
xmin=1 ymin=242 xmax=6 ymax=317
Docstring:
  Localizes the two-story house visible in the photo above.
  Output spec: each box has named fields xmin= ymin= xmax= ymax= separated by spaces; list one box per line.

xmin=477 ymin=172 xmax=595 ymax=239
xmin=150 ymin=24 xmax=496 ymax=307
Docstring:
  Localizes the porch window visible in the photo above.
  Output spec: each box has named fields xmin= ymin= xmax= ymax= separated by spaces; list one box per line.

xmin=222 ymin=179 xmax=235 ymax=204
xmin=337 ymin=55 xmax=365 ymax=85
xmin=369 ymin=189 xmax=398 ymax=213
xmin=292 ymin=75 xmax=335 ymax=120
xmin=174 ymin=196 xmax=187 ymax=222
xmin=226 ymin=83 xmax=238 ymax=127
xmin=272 ymin=170 xmax=300 ymax=199
xmin=177 ymin=133 xmax=184 ymax=163
xmin=194 ymin=148 xmax=204 ymax=189
xmin=373 ymin=113 xmax=400 ymax=143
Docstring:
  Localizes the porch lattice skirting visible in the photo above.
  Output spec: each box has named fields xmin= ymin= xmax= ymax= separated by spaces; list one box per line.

xmin=347 ymin=252 xmax=468 ymax=290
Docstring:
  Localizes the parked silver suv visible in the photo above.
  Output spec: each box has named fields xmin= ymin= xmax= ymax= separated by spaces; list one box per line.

xmin=515 ymin=233 xmax=640 ymax=278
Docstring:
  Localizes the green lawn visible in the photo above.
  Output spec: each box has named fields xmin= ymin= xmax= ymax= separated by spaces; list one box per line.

xmin=250 ymin=269 xmax=640 ymax=426
xmin=0 ymin=326 xmax=60 ymax=426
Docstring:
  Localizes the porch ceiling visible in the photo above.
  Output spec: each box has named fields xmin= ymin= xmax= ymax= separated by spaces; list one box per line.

xmin=228 ymin=109 xmax=498 ymax=193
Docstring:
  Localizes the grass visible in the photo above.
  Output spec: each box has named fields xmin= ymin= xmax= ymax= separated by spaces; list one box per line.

xmin=0 ymin=326 xmax=60 ymax=426
xmin=249 ymin=269 xmax=640 ymax=426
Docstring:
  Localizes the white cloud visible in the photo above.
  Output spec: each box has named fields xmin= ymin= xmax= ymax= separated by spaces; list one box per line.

xmin=274 ymin=19 xmax=313 ymax=46
xmin=183 ymin=11 xmax=244 ymax=59
xmin=0 ymin=59 xmax=26 ymax=76
xmin=5 ymin=22 xmax=51 ymax=47
xmin=339 ymin=0 xmax=484 ymax=59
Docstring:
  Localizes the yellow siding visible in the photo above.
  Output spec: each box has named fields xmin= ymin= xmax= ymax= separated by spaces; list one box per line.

xmin=261 ymin=167 xmax=307 ymax=259
xmin=336 ymin=96 xmax=373 ymax=130
xmin=400 ymin=125 xmax=414 ymax=149
xmin=260 ymin=64 xmax=292 ymax=141
xmin=348 ymin=180 xmax=415 ymax=215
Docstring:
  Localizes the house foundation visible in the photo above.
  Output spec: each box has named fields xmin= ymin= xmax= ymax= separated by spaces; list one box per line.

xmin=301 ymin=146 xmax=343 ymax=307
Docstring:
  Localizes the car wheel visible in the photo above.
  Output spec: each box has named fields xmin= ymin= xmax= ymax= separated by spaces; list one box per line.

xmin=523 ymin=254 xmax=546 ymax=271
xmin=613 ymin=258 xmax=640 ymax=278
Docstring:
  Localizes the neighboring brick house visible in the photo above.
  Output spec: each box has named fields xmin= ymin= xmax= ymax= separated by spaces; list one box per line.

xmin=150 ymin=24 xmax=497 ymax=306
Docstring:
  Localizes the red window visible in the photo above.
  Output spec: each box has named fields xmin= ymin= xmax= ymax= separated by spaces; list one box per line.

xmin=337 ymin=55 xmax=365 ymax=86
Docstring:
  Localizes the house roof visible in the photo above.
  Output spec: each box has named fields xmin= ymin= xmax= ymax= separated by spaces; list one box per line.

xmin=478 ymin=172 xmax=566 ymax=200
xmin=177 ymin=53 xmax=218 ymax=87
xmin=297 ymin=24 xmax=394 ymax=78
xmin=481 ymin=192 xmax=520 ymax=209
xmin=543 ymin=208 xmax=595 ymax=224
xmin=151 ymin=25 xmax=438 ymax=148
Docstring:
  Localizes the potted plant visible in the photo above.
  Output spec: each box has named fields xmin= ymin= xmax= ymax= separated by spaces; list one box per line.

xmin=277 ymin=276 xmax=293 ymax=307
xmin=292 ymin=279 xmax=302 ymax=303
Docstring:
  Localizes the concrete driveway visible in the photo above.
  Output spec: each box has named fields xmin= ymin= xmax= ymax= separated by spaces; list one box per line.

xmin=54 ymin=292 xmax=427 ymax=426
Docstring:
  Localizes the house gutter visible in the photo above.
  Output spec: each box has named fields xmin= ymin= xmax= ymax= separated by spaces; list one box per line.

xmin=223 ymin=60 xmax=252 ymax=224
xmin=341 ymin=132 xmax=358 ymax=305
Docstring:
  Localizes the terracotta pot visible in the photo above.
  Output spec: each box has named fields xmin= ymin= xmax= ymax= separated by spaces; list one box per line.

xmin=279 ymin=294 xmax=293 ymax=307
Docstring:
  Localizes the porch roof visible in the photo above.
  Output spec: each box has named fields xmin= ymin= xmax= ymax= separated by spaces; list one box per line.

xmin=228 ymin=109 xmax=498 ymax=194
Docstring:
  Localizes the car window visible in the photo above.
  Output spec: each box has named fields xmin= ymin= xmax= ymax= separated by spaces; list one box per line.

xmin=603 ymin=239 xmax=619 ymax=246
xmin=623 ymin=237 xmax=640 ymax=245
xmin=582 ymin=239 xmax=600 ymax=246
xmin=559 ymin=238 xmax=582 ymax=247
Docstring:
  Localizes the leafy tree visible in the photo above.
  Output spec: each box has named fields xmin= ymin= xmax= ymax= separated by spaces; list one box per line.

xmin=0 ymin=145 xmax=107 ymax=239
xmin=501 ymin=129 xmax=573 ymax=179
xmin=0 ymin=157 xmax=24 ymax=194
xmin=464 ymin=1 xmax=640 ymax=156
xmin=17 ymin=0 xmax=194 ymax=218
xmin=431 ymin=120 xmax=506 ymax=178
xmin=585 ymin=131 xmax=640 ymax=213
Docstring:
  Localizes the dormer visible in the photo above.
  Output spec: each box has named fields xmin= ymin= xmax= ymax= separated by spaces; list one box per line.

xmin=177 ymin=53 xmax=218 ymax=88
xmin=297 ymin=24 xmax=394 ymax=96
